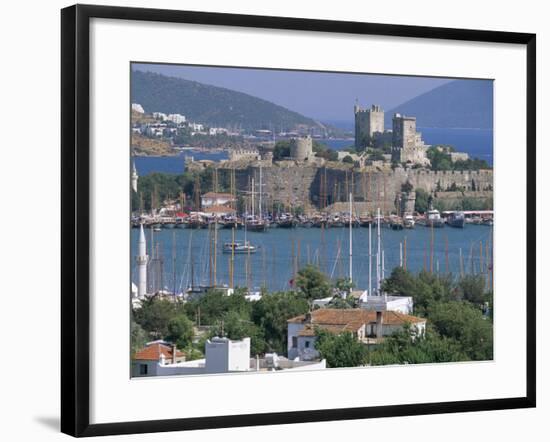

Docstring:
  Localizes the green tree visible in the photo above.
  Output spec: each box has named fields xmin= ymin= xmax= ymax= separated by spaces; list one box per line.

xmin=414 ymin=188 xmax=430 ymax=213
xmin=184 ymin=289 xmax=252 ymax=326
xmin=131 ymin=319 xmax=149 ymax=356
xmin=428 ymin=301 xmax=493 ymax=360
xmin=369 ymin=326 xmax=468 ymax=365
xmin=251 ymin=291 xmax=309 ymax=353
xmin=295 ymin=265 xmax=332 ymax=301
xmin=211 ymin=310 xmax=267 ymax=355
xmin=273 ymin=141 xmax=291 ymax=160
xmin=133 ymin=297 xmax=185 ymax=338
xmin=458 ymin=275 xmax=488 ymax=305
xmin=165 ymin=314 xmax=194 ymax=349
xmin=314 ymin=329 xmax=367 ymax=368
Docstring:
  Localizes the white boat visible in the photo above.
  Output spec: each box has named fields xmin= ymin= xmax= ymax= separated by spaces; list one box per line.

xmin=403 ymin=214 xmax=415 ymax=228
xmin=222 ymin=241 xmax=257 ymax=254
xmin=425 ymin=208 xmax=445 ymax=228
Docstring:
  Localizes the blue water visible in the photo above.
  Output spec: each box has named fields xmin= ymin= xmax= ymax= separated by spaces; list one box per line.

xmin=134 ymin=128 xmax=493 ymax=176
xmin=131 ymin=224 xmax=493 ymax=294
xmin=135 ymin=151 xmax=228 ymax=176
xmin=419 ymin=127 xmax=493 ymax=166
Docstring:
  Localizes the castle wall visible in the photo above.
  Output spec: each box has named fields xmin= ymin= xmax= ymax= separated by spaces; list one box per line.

xmin=226 ymin=165 xmax=493 ymax=214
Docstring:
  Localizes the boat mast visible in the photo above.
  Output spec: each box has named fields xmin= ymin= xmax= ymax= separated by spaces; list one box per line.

xmin=251 ymin=177 xmax=255 ymax=218
xmin=377 ymin=207 xmax=381 ymax=295
xmin=259 ymin=166 xmax=263 ymax=221
xmin=349 ymin=192 xmax=353 ymax=293
xmin=368 ymin=222 xmax=372 ymax=298
xmin=230 ymin=227 xmax=235 ymax=288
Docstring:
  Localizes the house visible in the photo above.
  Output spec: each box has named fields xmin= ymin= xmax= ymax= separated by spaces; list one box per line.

xmin=132 ymin=337 xmax=326 ymax=377
xmin=132 ymin=340 xmax=186 ymax=377
xmin=200 ymin=192 xmax=236 ymax=208
xmin=287 ymin=308 xmax=426 ymax=361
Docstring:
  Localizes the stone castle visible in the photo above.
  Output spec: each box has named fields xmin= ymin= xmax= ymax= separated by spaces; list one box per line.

xmin=185 ymin=102 xmax=488 ymax=214
xmin=354 ymin=102 xmax=432 ymax=166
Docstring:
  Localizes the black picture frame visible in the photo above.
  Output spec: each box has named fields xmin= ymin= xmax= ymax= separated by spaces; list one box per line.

xmin=61 ymin=4 xmax=536 ymax=437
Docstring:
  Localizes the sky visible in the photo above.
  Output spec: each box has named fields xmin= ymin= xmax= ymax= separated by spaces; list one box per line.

xmin=132 ymin=63 xmax=452 ymax=123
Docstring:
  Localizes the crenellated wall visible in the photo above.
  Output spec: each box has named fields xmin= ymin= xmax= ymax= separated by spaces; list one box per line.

xmin=224 ymin=164 xmax=493 ymax=214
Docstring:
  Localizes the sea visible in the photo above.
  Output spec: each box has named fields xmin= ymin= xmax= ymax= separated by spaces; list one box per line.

xmin=134 ymin=127 xmax=493 ymax=176
xmin=131 ymin=127 xmax=493 ymax=293
xmin=131 ymin=223 xmax=493 ymax=294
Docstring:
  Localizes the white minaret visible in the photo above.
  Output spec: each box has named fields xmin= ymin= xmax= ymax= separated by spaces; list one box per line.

xmin=136 ymin=224 xmax=148 ymax=298
xmin=131 ymin=160 xmax=138 ymax=193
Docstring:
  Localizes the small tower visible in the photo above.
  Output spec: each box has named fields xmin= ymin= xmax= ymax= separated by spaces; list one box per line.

xmin=131 ymin=160 xmax=138 ymax=193
xmin=136 ymin=224 xmax=148 ymax=298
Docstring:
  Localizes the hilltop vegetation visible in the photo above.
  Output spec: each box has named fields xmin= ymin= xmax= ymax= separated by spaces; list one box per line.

xmin=131 ymin=70 xmax=324 ymax=132
xmin=131 ymin=133 xmax=173 ymax=156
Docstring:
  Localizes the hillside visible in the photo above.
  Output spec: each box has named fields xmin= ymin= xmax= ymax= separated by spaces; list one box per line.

xmin=131 ymin=133 xmax=174 ymax=156
xmin=131 ymin=70 xmax=323 ymax=132
xmin=387 ymin=79 xmax=493 ymax=129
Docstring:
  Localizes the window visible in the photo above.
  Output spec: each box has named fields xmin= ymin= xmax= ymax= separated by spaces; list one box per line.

xmin=292 ymin=336 xmax=298 ymax=348
xmin=139 ymin=364 xmax=148 ymax=375
xmin=305 ymin=341 xmax=310 ymax=348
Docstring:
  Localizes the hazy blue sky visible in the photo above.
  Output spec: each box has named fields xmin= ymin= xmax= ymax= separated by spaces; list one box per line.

xmin=133 ymin=63 xmax=452 ymax=123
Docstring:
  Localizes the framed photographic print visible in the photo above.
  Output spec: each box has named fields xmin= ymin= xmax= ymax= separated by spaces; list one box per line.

xmin=61 ymin=4 xmax=536 ymax=437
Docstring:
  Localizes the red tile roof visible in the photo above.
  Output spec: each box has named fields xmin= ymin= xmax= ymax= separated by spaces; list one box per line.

xmin=133 ymin=343 xmax=185 ymax=361
xmin=287 ymin=308 xmax=425 ymax=334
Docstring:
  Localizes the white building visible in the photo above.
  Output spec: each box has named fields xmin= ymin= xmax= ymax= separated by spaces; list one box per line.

xmin=166 ymin=113 xmax=186 ymax=124
xmin=132 ymin=340 xmax=186 ymax=377
xmin=188 ymin=122 xmax=204 ymax=132
xmin=209 ymin=127 xmax=228 ymax=136
xmin=450 ymin=152 xmax=470 ymax=162
xmin=132 ymin=103 xmax=145 ymax=113
xmin=287 ymin=308 xmax=426 ymax=361
xmin=359 ymin=295 xmax=414 ymax=314
xmin=133 ymin=337 xmax=326 ymax=377
xmin=152 ymin=112 xmax=167 ymax=120
xmin=200 ymin=192 xmax=236 ymax=208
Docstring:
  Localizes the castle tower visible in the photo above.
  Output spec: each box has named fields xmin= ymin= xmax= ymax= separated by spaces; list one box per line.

xmin=290 ymin=136 xmax=313 ymax=161
xmin=131 ymin=160 xmax=138 ymax=193
xmin=354 ymin=104 xmax=384 ymax=149
xmin=391 ymin=113 xmax=430 ymax=166
xmin=136 ymin=224 xmax=148 ymax=298
xmin=392 ymin=113 xmax=417 ymax=150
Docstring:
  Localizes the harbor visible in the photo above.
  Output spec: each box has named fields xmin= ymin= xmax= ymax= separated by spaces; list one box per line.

xmin=131 ymin=217 xmax=493 ymax=295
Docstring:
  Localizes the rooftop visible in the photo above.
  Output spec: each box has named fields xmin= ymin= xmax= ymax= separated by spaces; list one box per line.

xmin=133 ymin=342 xmax=185 ymax=361
xmin=288 ymin=308 xmax=425 ymax=336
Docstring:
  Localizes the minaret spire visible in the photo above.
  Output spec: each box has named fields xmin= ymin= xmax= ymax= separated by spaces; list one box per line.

xmin=136 ymin=223 xmax=148 ymax=298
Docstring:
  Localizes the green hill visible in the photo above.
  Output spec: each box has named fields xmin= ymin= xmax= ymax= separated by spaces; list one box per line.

xmin=131 ymin=70 xmax=323 ymax=132
xmin=387 ymin=79 xmax=493 ymax=129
